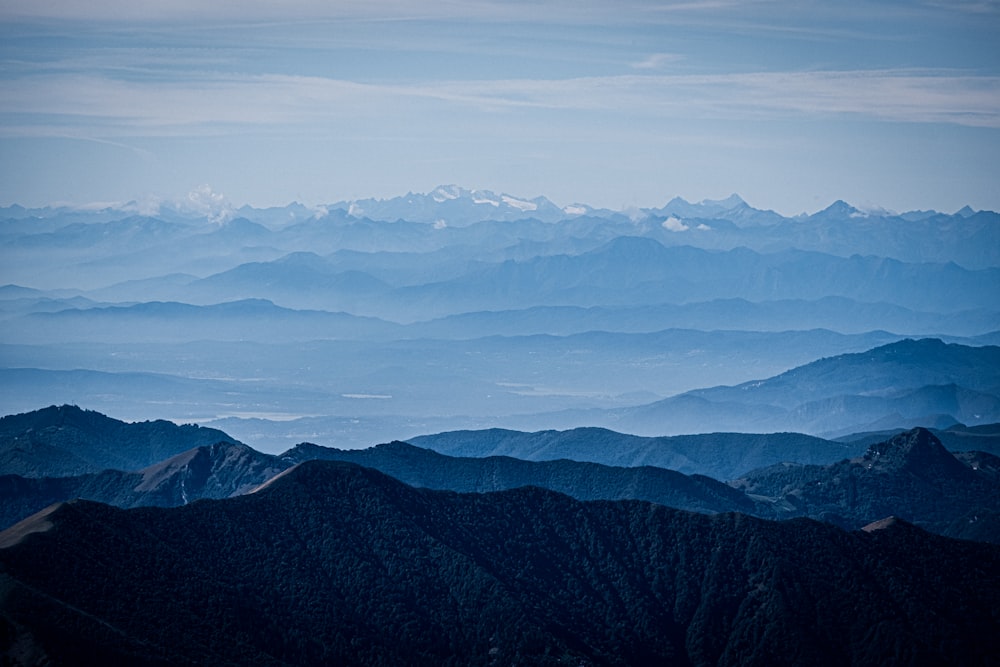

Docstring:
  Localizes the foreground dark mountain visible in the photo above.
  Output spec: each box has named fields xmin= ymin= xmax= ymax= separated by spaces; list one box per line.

xmin=2 ymin=461 xmax=998 ymax=666
xmin=733 ymin=428 xmax=1000 ymax=543
xmin=0 ymin=405 xmax=239 ymax=476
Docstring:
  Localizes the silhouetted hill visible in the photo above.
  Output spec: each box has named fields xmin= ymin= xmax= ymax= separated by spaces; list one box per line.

xmin=280 ymin=440 xmax=758 ymax=515
xmin=0 ymin=441 xmax=282 ymax=529
xmin=131 ymin=440 xmax=286 ymax=501
xmin=0 ymin=405 xmax=240 ymax=476
xmin=2 ymin=436 xmax=758 ymax=530
xmin=733 ymin=428 xmax=1000 ymax=542
xmin=2 ymin=461 xmax=998 ymax=666
xmin=837 ymin=421 xmax=1000 ymax=457
xmin=410 ymin=427 xmax=861 ymax=480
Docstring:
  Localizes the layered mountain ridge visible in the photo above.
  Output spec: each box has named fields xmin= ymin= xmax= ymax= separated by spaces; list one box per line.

xmin=3 ymin=185 xmax=999 ymax=440
xmin=2 ymin=404 xmax=997 ymax=545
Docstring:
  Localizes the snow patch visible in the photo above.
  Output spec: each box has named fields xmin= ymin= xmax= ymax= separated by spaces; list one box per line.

xmin=432 ymin=185 xmax=461 ymax=200
xmin=563 ymin=205 xmax=587 ymax=215
xmin=501 ymin=195 xmax=537 ymax=211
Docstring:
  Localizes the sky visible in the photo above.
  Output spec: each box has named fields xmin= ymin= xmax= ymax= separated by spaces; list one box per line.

xmin=0 ymin=0 xmax=998 ymax=215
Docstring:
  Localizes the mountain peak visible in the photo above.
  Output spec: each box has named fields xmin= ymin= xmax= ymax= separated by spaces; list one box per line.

xmin=655 ymin=193 xmax=749 ymax=219
xmin=253 ymin=458 xmax=402 ymax=499
xmin=700 ymin=193 xmax=746 ymax=209
xmin=814 ymin=199 xmax=864 ymax=219
xmin=337 ymin=185 xmax=564 ymax=224
xmin=430 ymin=184 xmax=464 ymax=201
xmin=862 ymin=427 xmax=964 ymax=474
xmin=135 ymin=440 xmax=286 ymax=499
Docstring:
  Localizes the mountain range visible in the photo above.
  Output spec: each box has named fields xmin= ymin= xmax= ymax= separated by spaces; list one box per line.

xmin=4 ymin=182 xmax=1000 ymax=666
xmin=3 ymin=185 xmax=999 ymax=469
xmin=2 ymin=404 xmax=997 ymax=545
xmin=731 ymin=428 xmax=1000 ymax=540
xmin=514 ymin=338 xmax=1000 ymax=438
xmin=3 ymin=337 xmax=995 ymax=453
xmin=2 ymin=459 xmax=998 ymax=666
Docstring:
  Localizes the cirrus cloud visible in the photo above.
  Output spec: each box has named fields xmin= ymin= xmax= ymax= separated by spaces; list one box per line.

xmin=1 ymin=68 xmax=997 ymax=140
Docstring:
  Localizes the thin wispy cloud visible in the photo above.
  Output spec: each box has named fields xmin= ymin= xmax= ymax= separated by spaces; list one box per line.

xmin=631 ymin=53 xmax=684 ymax=70
xmin=3 ymin=68 xmax=997 ymax=137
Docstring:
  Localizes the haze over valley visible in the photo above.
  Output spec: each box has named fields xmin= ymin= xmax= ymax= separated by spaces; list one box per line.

xmin=3 ymin=187 xmax=998 ymax=450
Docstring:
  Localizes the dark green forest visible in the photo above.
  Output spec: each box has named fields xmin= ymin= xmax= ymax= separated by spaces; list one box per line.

xmin=2 ymin=461 xmax=999 ymax=666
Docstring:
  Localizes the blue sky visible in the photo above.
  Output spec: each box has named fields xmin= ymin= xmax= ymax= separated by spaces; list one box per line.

xmin=1 ymin=0 xmax=998 ymax=215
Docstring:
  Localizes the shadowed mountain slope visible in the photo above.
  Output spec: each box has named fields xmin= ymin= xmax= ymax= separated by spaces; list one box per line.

xmin=836 ymin=421 xmax=1000 ymax=457
xmin=1 ymin=437 xmax=763 ymax=531
xmin=280 ymin=440 xmax=758 ymax=515
xmin=1 ymin=461 xmax=998 ymax=666
xmin=733 ymin=428 xmax=1000 ymax=541
xmin=0 ymin=441 xmax=282 ymax=530
xmin=0 ymin=405 xmax=240 ymax=477
xmin=410 ymin=427 xmax=860 ymax=480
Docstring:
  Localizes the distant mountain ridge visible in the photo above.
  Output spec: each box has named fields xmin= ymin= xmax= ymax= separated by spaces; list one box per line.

xmin=6 ymin=187 xmax=999 ymax=276
xmin=542 ymin=338 xmax=1000 ymax=437
xmin=4 ymin=338 xmax=995 ymax=449
xmin=410 ymin=427 xmax=858 ymax=481
xmin=329 ymin=184 xmax=577 ymax=224
xmin=4 ymin=187 xmax=999 ymax=462
xmin=2 ymin=460 xmax=998 ymax=665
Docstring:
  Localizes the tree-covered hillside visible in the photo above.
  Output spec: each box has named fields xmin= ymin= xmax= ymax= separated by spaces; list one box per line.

xmin=1 ymin=461 xmax=998 ymax=666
